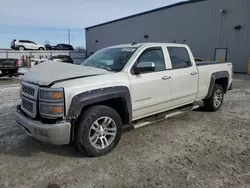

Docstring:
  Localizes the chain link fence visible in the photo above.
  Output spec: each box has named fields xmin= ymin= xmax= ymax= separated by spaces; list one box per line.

xmin=0 ymin=50 xmax=86 ymax=67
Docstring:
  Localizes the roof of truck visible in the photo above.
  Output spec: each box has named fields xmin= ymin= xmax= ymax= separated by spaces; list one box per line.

xmin=106 ymin=43 xmax=188 ymax=49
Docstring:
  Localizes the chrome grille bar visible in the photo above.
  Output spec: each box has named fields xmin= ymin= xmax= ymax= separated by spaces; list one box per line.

xmin=21 ymin=82 xmax=39 ymax=118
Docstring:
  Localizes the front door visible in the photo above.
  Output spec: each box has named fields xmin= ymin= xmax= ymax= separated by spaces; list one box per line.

xmin=167 ymin=46 xmax=198 ymax=107
xmin=129 ymin=46 xmax=172 ymax=120
xmin=29 ymin=41 xmax=38 ymax=50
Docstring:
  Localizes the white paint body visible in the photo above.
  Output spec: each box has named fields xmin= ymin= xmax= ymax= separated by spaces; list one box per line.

xmin=22 ymin=43 xmax=233 ymax=121
xmin=14 ymin=40 xmax=45 ymax=50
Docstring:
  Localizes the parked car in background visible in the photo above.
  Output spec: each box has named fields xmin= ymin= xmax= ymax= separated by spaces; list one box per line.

xmin=0 ymin=58 xmax=19 ymax=77
xmin=11 ymin=40 xmax=45 ymax=51
xmin=35 ymin=55 xmax=74 ymax=65
xmin=44 ymin=44 xmax=52 ymax=50
xmin=49 ymin=44 xmax=74 ymax=51
xmin=15 ymin=43 xmax=233 ymax=157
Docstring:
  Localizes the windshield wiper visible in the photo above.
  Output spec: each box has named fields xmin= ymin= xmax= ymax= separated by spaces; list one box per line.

xmin=96 ymin=65 xmax=112 ymax=71
xmin=82 ymin=64 xmax=112 ymax=72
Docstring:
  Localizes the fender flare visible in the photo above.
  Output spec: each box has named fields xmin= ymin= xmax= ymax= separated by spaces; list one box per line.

xmin=205 ymin=71 xmax=229 ymax=99
xmin=68 ymin=86 xmax=132 ymax=123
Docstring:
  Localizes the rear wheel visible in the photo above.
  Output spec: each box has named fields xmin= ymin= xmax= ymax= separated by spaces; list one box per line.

xmin=38 ymin=47 xmax=45 ymax=50
xmin=75 ymin=105 xmax=122 ymax=157
xmin=19 ymin=46 xmax=25 ymax=51
xmin=203 ymin=84 xmax=224 ymax=111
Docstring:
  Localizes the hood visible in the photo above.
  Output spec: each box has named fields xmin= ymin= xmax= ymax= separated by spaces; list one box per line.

xmin=23 ymin=61 xmax=109 ymax=86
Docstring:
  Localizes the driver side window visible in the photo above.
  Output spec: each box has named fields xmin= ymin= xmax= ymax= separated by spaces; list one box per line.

xmin=137 ymin=47 xmax=166 ymax=72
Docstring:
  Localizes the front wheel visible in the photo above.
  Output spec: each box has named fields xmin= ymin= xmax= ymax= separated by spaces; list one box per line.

xmin=38 ymin=47 xmax=45 ymax=50
xmin=203 ymin=84 xmax=224 ymax=111
xmin=75 ymin=105 xmax=122 ymax=157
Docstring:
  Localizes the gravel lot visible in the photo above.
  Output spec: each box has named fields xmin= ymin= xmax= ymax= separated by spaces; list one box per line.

xmin=0 ymin=75 xmax=249 ymax=188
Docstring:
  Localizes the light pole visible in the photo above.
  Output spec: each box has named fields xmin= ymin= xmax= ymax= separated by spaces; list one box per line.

xmin=68 ymin=29 xmax=71 ymax=45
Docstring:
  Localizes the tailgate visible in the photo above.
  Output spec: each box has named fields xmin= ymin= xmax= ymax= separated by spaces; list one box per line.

xmin=0 ymin=59 xmax=18 ymax=69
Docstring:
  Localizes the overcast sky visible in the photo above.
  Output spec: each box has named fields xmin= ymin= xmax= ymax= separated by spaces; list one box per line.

xmin=0 ymin=0 xmax=182 ymax=47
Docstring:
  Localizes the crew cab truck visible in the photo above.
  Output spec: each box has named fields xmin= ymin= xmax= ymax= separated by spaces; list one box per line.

xmin=15 ymin=43 xmax=233 ymax=157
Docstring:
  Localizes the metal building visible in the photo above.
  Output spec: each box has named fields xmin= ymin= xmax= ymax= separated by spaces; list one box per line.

xmin=85 ymin=0 xmax=250 ymax=73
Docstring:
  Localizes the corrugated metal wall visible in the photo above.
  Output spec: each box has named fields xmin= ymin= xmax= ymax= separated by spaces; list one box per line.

xmin=86 ymin=0 xmax=250 ymax=73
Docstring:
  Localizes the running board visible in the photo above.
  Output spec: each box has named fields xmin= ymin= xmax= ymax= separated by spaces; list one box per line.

xmin=132 ymin=104 xmax=199 ymax=129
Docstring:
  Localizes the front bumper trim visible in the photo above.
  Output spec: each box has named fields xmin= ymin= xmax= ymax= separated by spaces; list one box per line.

xmin=15 ymin=106 xmax=71 ymax=145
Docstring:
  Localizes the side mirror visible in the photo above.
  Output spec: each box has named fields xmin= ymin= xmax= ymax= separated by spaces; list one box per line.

xmin=133 ymin=62 xmax=155 ymax=74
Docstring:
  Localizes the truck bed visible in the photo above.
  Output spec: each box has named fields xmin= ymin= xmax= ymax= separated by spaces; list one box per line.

xmin=196 ymin=61 xmax=233 ymax=100
xmin=196 ymin=61 xmax=227 ymax=66
xmin=0 ymin=58 xmax=18 ymax=70
xmin=0 ymin=58 xmax=19 ymax=77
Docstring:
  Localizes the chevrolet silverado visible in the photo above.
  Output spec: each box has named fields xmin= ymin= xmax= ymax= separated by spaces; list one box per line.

xmin=15 ymin=43 xmax=233 ymax=157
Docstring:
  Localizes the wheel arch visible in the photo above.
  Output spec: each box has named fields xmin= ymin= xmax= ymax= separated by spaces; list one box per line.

xmin=68 ymin=86 xmax=132 ymax=124
xmin=205 ymin=71 xmax=229 ymax=99
xmin=18 ymin=45 xmax=25 ymax=50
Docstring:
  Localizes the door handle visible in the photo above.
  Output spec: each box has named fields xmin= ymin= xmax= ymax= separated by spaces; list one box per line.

xmin=162 ymin=76 xmax=171 ymax=80
xmin=190 ymin=72 xmax=197 ymax=75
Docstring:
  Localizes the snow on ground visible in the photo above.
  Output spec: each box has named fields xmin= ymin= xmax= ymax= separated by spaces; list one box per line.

xmin=18 ymin=68 xmax=29 ymax=74
xmin=0 ymin=75 xmax=250 ymax=188
xmin=0 ymin=84 xmax=20 ymax=110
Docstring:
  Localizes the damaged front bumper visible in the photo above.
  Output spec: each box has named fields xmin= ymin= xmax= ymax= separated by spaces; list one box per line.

xmin=15 ymin=105 xmax=71 ymax=145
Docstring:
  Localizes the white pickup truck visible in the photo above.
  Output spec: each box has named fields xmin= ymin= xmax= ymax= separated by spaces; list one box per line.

xmin=15 ymin=43 xmax=233 ymax=157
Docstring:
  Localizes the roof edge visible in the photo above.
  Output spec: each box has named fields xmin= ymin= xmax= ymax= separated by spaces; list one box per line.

xmin=85 ymin=0 xmax=206 ymax=30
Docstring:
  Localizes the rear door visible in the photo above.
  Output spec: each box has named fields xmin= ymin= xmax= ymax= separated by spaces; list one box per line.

xmin=166 ymin=45 xmax=198 ymax=107
xmin=18 ymin=40 xmax=29 ymax=49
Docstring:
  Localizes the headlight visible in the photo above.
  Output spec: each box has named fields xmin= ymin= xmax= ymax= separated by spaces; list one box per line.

xmin=39 ymin=102 xmax=64 ymax=118
xmin=39 ymin=88 xmax=65 ymax=118
xmin=39 ymin=88 xmax=64 ymax=102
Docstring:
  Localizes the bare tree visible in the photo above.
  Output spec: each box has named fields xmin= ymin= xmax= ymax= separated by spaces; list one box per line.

xmin=44 ymin=40 xmax=50 ymax=45
xmin=75 ymin=46 xmax=86 ymax=51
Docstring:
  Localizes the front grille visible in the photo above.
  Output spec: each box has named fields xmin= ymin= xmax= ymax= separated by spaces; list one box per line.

xmin=20 ymin=82 xmax=39 ymax=118
xmin=22 ymin=98 xmax=34 ymax=113
xmin=21 ymin=97 xmax=37 ymax=118
xmin=22 ymin=85 xmax=35 ymax=96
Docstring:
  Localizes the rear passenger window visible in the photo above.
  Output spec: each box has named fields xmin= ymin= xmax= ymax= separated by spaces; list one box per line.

xmin=137 ymin=48 xmax=166 ymax=72
xmin=167 ymin=47 xmax=192 ymax=69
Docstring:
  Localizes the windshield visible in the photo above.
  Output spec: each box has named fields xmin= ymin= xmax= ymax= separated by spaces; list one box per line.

xmin=81 ymin=47 xmax=136 ymax=72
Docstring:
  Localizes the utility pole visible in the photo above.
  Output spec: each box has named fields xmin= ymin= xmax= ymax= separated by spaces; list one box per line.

xmin=68 ymin=29 xmax=71 ymax=45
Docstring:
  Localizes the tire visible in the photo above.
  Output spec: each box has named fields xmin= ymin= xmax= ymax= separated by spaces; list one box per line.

xmin=38 ymin=47 xmax=45 ymax=50
xmin=75 ymin=105 xmax=122 ymax=157
xmin=203 ymin=84 xmax=224 ymax=111
xmin=2 ymin=71 xmax=7 ymax=75
xmin=19 ymin=46 xmax=25 ymax=51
